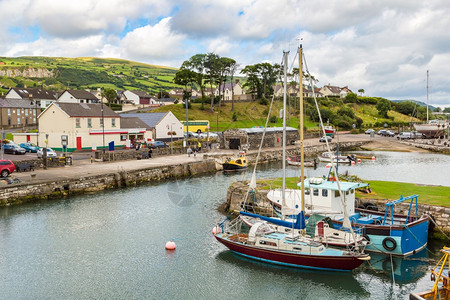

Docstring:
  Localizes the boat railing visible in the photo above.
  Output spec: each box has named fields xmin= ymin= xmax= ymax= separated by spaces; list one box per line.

xmin=382 ymin=195 xmax=419 ymax=226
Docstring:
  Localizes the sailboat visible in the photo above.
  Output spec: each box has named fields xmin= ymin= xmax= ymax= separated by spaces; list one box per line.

xmin=213 ymin=48 xmax=370 ymax=271
xmin=414 ymin=70 xmax=449 ymax=138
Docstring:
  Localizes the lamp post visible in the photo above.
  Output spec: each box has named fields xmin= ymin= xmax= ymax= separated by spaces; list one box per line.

xmin=101 ymin=92 xmax=105 ymax=154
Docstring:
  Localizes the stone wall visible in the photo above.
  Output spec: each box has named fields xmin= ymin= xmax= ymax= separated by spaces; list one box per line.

xmin=0 ymin=159 xmax=218 ymax=206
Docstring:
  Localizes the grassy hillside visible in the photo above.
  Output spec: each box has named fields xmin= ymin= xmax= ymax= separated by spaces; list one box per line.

xmin=0 ymin=56 xmax=182 ymax=95
xmin=149 ymin=99 xmax=415 ymax=132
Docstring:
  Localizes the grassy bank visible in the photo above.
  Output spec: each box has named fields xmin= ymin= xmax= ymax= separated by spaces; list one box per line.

xmin=257 ymin=177 xmax=450 ymax=207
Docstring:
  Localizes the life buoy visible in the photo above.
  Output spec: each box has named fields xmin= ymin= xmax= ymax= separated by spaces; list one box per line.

xmin=382 ymin=237 xmax=397 ymax=251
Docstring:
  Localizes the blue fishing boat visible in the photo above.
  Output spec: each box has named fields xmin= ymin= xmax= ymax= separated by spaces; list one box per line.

xmin=268 ymin=177 xmax=430 ymax=256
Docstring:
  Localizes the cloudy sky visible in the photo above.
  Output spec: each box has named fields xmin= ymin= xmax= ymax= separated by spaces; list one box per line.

xmin=0 ymin=0 xmax=449 ymax=107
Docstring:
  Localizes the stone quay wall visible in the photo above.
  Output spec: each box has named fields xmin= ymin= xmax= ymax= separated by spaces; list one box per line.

xmin=223 ymin=182 xmax=450 ymax=235
xmin=0 ymin=159 xmax=218 ymax=206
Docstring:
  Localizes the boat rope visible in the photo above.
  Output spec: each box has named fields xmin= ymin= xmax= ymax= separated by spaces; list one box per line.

xmin=428 ymin=214 xmax=450 ymax=240
xmin=390 ymin=254 xmax=396 ymax=287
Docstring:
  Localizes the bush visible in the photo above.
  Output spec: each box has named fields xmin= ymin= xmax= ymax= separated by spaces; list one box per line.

xmin=259 ymin=97 xmax=269 ymax=105
xmin=269 ymin=115 xmax=277 ymax=123
xmin=232 ymin=112 xmax=237 ymax=122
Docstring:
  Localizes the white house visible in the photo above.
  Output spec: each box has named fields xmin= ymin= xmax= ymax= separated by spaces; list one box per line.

xmin=320 ymin=84 xmax=353 ymax=98
xmin=120 ymin=111 xmax=183 ymax=141
xmin=122 ymin=90 xmax=155 ymax=105
xmin=214 ymin=82 xmax=244 ymax=101
xmin=37 ymin=102 xmax=150 ymax=151
xmin=57 ymin=89 xmax=100 ymax=104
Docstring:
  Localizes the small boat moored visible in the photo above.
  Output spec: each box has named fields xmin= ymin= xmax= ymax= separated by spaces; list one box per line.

xmin=222 ymin=151 xmax=248 ymax=172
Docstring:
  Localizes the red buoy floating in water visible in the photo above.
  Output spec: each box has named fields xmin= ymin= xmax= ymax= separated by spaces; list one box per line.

xmin=357 ymin=159 xmax=361 ymax=164
xmin=326 ymin=163 xmax=332 ymax=169
xmin=372 ymin=156 xmax=376 ymax=161
xmin=165 ymin=241 xmax=176 ymax=250
xmin=351 ymin=160 xmax=356 ymax=165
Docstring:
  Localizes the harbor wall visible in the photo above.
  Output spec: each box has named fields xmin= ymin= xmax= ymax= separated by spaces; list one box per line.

xmin=223 ymin=182 xmax=450 ymax=235
xmin=0 ymin=159 xmax=218 ymax=206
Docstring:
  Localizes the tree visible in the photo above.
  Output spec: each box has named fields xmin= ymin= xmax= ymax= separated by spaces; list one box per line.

xmin=241 ymin=64 xmax=261 ymax=99
xmin=376 ymin=98 xmax=391 ymax=118
xmin=103 ymin=88 xmax=117 ymax=104
xmin=173 ymin=68 xmax=196 ymax=109
xmin=181 ymin=54 xmax=206 ymax=98
xmin=204 ymin=52 xmax=220 ymax=111
xmin=358 ymin=89 xmax=365 ymax=96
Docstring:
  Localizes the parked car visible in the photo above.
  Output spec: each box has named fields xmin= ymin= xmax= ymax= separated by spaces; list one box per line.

xmin=0 ymin=160 xmax=15 ymax=177
xmin=37 ymin=148 xmax=58 ymax=158
xmin=3 ymin=143 xmax=26 ymax=155
xmin=397 ymin=132 xmax=413 ymax=140
xmin=383 ymin=130 xmax=395 ymax=137
xmin=148 ymin=141 xmax=167 ymax=148
xmin=319 ymin=136 xmax=333 ymax=142
xmin=20 ymin=142 xmax=39 ymax=153
xmin=365 ymin=129 xmax=375 ymax=134
xmin=377 ymin=129 xmax=387 ymax=135
xmin=184 ymin=131 xmax=199 ymax=138
xmin=198 ymin=132 xmax=219 ymax=139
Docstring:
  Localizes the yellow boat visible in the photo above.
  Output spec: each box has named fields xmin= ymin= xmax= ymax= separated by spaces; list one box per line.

xmin=410 ymin=246 xmax=449 ymax=300
xmin=223 ymin=151 xmax=248 ymax=172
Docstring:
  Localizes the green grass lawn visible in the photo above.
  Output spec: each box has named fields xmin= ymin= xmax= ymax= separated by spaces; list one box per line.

xmin=256 ymin=177 xmax=450 ymax=207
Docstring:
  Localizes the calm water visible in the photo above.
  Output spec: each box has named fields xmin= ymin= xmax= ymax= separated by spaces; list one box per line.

xmin=0 ymin=151 xmax=448 ymax=299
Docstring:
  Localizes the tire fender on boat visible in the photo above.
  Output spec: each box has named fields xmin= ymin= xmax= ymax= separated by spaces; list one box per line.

xmin=382 ymin=237 xmax=397 ymax=251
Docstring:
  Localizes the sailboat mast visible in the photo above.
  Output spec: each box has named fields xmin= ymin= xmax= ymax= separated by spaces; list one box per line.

xmin=282 ymin=51 xmax=288 ymax=205
xmin=426 ymin=70 xmax=429 ymax=123
xmin=298 ymin=45 xmax=305 ymax=213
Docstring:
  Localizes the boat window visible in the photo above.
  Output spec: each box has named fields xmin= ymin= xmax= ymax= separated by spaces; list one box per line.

xmin=293 ymin=247 xmax=302 ymax=251
xmin=346 ymin=190 xmax=349 ymax=195
xmin=322 ymin=189 xmax=328 ymax=197
xmin=335 ymin=190 xmax=340 ymax=197
xmin=350 ymin=189 xmax=354 ymax=194
xmin=305 ymin=188 xmax=310 ymax=195
xmin=313 ymin=189 xmax=319 ymax=196
xmin=259 ymin=240 xmax=276 ymax=246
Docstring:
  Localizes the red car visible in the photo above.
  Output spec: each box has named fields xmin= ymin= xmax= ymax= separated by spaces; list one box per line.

xmin=0 ymin=160 xmax=15 ymax=177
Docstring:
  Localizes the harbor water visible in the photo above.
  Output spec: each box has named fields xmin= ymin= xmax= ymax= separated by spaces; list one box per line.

xmin=0 ymin=151 xmax=448 ymax=299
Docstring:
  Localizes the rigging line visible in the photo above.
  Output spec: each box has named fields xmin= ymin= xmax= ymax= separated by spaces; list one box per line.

xmin=303 ymin=50 xmax=361 ymax=252
xmin=242 ymin=55 xmax=285 ymax=206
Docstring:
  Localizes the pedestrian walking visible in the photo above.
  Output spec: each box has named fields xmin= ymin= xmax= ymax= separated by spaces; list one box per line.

xmin=149 ymin=148 xmax=152 ymax=158
xmin=187 ymin=147 xmax=192 ymax=157
xmin=198 ymin=141 xmax=202 ymax=152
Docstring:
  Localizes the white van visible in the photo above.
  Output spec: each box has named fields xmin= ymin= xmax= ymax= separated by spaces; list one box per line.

xmin=397 ymin=132 xmax=413 ymax=140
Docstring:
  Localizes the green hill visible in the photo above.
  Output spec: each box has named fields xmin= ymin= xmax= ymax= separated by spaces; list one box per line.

xmin=0 ymin=56 xmax=182 ymax=95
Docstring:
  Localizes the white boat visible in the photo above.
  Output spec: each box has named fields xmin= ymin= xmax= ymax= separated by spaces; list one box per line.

xmin=317 ymin=152 xmax=355 ymax=163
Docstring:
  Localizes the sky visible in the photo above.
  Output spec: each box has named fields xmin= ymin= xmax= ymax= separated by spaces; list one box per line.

xmin=0 ymin=0 xmax=449 ymax=108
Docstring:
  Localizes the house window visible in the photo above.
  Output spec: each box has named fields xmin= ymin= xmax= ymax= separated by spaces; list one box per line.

xmin=87 ymin=118 xmax=92 ymax=128
xmin=7 ymin=109 xmax=10 ymax=116
xmin=80 ymin=100 xmax=84 ymax=103
xmin=25 ymin=109 xmax=28 ymax=116
xmin=322 ymin=189 xmax=328 ymax=197
xmin=17 ymin=109 xmax=20 ymax=116
xmin=120 ymin=134 xmax=127 ymax=141
xmin=17 ymin=118 xmax=20 ymax=125
xmin=100 ymin=118 xmax=104 ymax=127
xmin=76 ymin=118 xmax=80 ymax=128
xmin=7 ymin=118 xmax=11 ymax=126
xmin=111 ymin=118 xmax=116 ymax=127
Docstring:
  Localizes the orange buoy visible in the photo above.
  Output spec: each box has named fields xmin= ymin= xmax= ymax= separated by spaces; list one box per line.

xmin=165 ymin=241 xmax=176 ymax=250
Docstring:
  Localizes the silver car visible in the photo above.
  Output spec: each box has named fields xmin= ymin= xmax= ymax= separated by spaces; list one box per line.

xmin=37 ymin=148 xmax=58 ymax=158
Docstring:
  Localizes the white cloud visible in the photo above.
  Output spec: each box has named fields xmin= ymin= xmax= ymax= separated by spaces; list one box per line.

xmin=120 ymin=17 xmax=186 ymax=65
xmin=0 ymin=0 xmax=450 ymax=105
